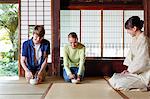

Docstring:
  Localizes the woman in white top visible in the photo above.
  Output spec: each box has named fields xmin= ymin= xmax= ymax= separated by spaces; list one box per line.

xmin=109 ymin=16 xmax=150 ymax=91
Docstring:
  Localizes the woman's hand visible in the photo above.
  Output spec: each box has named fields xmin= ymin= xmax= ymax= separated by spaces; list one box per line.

xmin=77 ymin=75 xmax=81 ymax=81
xmin=121 ymin=70 xmax=129 ymax=75
xmin=69 ymin=74 xmax=75 ymax=79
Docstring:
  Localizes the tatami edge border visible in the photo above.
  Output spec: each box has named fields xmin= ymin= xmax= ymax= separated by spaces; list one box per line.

xmin=41 ymin=83 xmax=53 ymax=99
xmin=103 ymin=76 xmax=129 ymax=99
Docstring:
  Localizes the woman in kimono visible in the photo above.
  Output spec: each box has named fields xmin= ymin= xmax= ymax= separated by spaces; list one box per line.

xmin=109 ymin=16 xmax=150 ymax=91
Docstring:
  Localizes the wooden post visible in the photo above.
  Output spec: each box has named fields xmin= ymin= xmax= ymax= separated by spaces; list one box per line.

xmin=51 ymin=0 xmax=60 ymax=76
xmin=144 ymin=0 xmax=150 ymax=37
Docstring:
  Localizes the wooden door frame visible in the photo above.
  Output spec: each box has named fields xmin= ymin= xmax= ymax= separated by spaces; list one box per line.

xmin=144 ymin=0 xmax=150 ymax=37
xmin=51 ymin=0 xmax=60 ymax=76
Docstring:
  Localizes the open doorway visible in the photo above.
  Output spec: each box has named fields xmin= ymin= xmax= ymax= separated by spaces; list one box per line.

xmin=0 ymin=4 xmax=19 ymax=80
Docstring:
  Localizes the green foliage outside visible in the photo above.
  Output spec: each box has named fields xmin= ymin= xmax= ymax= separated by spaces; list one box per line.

xmin=0 ymin=60 xmax=18 ymax=76
xmin=0 ymin=4 xmax=18 ymax=76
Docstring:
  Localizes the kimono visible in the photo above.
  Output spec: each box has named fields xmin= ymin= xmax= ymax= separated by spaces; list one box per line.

xmin=109 ymin=33 xmax=150 ymax=91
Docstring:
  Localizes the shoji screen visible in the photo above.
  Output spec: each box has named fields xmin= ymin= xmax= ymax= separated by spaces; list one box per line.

xmin=81 ymin=10 xmax=101 ymax=57
xmin=124 ymin=10 xmax=144 ymax=57
xmin=103 ymin=10 xmax=123 ymax=57
xmin=60 ymin=10 xmax=80 ymax=57
xmin=60 ymin=10 xmax=144 ymax=58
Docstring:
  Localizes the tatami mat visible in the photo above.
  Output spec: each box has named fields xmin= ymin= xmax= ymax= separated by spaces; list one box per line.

xmin=1 ymin=76 xmax=149 ymax=99
xmin=104 ymin=76 xmax=150 ymax=99
xmin=0 ymin=77 xmax=27 ymax=84
xmin=82 ymin=77 xmax=107 ymax=84
xmin=0 ymin=77 xmax=52 ymax=99
xmin=45 ymin=82 xmax=122 ymax=99
xmin=0 ymin=83 xmax=50 ymax=95
xmin=0 ymin=95 xmax=42 ymax=99
xmin=121 ymin=91 xmax=150 ymax=99
xmin=0 ymin=76 xmax=61 ymax=84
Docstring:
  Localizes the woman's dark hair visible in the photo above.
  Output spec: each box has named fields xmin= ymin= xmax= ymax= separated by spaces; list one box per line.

xmin=125 ymin=16 xmax=144 ymax=30
xmin=68 ymin=32 xmax=78 ymax=39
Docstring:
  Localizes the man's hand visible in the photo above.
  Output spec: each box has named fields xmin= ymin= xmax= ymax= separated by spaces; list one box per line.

xmin=25 ymin=70 xmax=33 ymax=82
xmin=37 ymin=72 xmax=43 ymax=83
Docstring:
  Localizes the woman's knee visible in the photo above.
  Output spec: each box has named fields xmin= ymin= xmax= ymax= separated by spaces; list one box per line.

xmin=63 ymin=70 xmax=71 ymax=82
xmin=64 ymin=77 xmax=71 ymax=82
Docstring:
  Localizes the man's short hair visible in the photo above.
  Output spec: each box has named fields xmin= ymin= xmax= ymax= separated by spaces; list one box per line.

xmin=33 ymin=25 xmax=45 ymax=38
xmin=68 ymin=32 xmax=78 ymax=39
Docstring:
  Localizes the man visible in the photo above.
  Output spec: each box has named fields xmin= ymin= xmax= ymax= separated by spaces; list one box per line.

xmin=21 ymin=25 xmax=50 ymax=84
xmin=63 ymin=32 xmax=85 ymax=84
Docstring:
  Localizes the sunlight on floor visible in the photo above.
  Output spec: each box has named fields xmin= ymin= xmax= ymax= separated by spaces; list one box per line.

xmin=0 ymin=76 xmax=19 ymax=80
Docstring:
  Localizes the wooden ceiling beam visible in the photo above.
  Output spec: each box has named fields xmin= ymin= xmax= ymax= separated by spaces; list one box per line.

xmin=61 ymin=4 xmax=143 ymax=10
xmin=61 ymin=0 xmax=143 ymax=10
xmin=0 ymin=0 xmax=18 ymax=4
